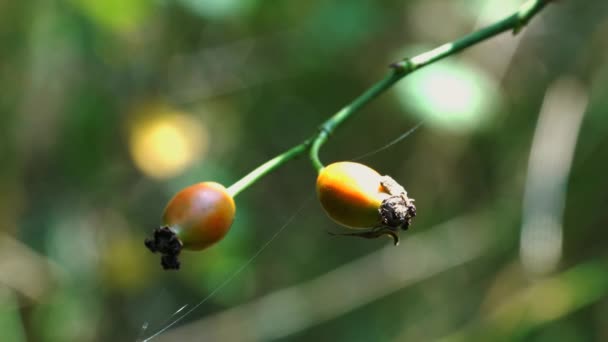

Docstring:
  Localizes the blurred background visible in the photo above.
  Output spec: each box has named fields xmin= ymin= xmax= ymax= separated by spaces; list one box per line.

xmin=2 ymin=0 xmax=608 ymax=341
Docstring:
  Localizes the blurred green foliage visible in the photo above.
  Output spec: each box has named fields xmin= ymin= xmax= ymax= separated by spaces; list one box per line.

xmin=2 ymin=0 xmax=608 ymax=341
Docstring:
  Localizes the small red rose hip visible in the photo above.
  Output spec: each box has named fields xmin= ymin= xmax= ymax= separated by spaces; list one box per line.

xmin=145 ymin=182 xmax=236 ymax=270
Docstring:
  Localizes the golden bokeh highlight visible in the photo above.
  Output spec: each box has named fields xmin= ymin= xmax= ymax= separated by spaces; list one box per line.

xmin=129 ymin=105 xmax=208 ymax=179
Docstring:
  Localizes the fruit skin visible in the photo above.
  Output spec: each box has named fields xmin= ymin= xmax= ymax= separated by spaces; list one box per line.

xmin=316 ymin=162 xmax=391 ymax=228
xmin=163 ymin=182 xmax=236 ymax=250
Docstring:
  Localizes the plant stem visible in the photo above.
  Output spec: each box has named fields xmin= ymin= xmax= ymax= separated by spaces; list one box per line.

xmin=227 ymin=141 xmax=311 ymax=197
xmin=391 ymin=0 xmax=549 ymax=72
xmin=309 ymin=0 xmax=550 ymax=168
xmin=227 ymin=0 xmax=551 ymax=196
xmin=310 ymin=71 xmax=403 ymax=171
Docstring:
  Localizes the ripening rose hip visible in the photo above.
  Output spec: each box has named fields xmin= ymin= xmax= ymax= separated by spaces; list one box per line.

xmin=316 ymin=161 xmax=416 ymax=245
xmin=163 ymin=182 xmax=235 ymax=250
xmin=317 ymin=162 xmax=390 ymax=228
xmin=145 ymin=182 xmax=236 ymax=270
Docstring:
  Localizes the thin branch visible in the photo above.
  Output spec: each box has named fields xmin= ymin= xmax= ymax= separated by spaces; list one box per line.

xmin=227 ymin=141 xmax=311 ymax=197
xmin=227 ymin=0 xmax=551 ymax=195
xmin=308 ymin=0 xmax=551 ymax=169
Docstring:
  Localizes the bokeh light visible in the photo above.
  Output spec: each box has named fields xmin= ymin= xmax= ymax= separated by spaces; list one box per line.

xmin=394 ymin=57 xmax=501 ymax=132
xmin=129 ymin=104 xmax=209 ymax=180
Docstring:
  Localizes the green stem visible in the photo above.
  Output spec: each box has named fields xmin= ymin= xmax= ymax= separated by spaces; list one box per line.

xmin=227 ymin=141 xmax=310 ymax=197
xmin=310 ymin=72 xmax=403 ymax=171
xmin=309 ymin=0 xmax=550 ymax=167
xmin=227 ymin=0 xmax=550 ymax=196
xmin=392 ymin=0 xmax=549 ymax=72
